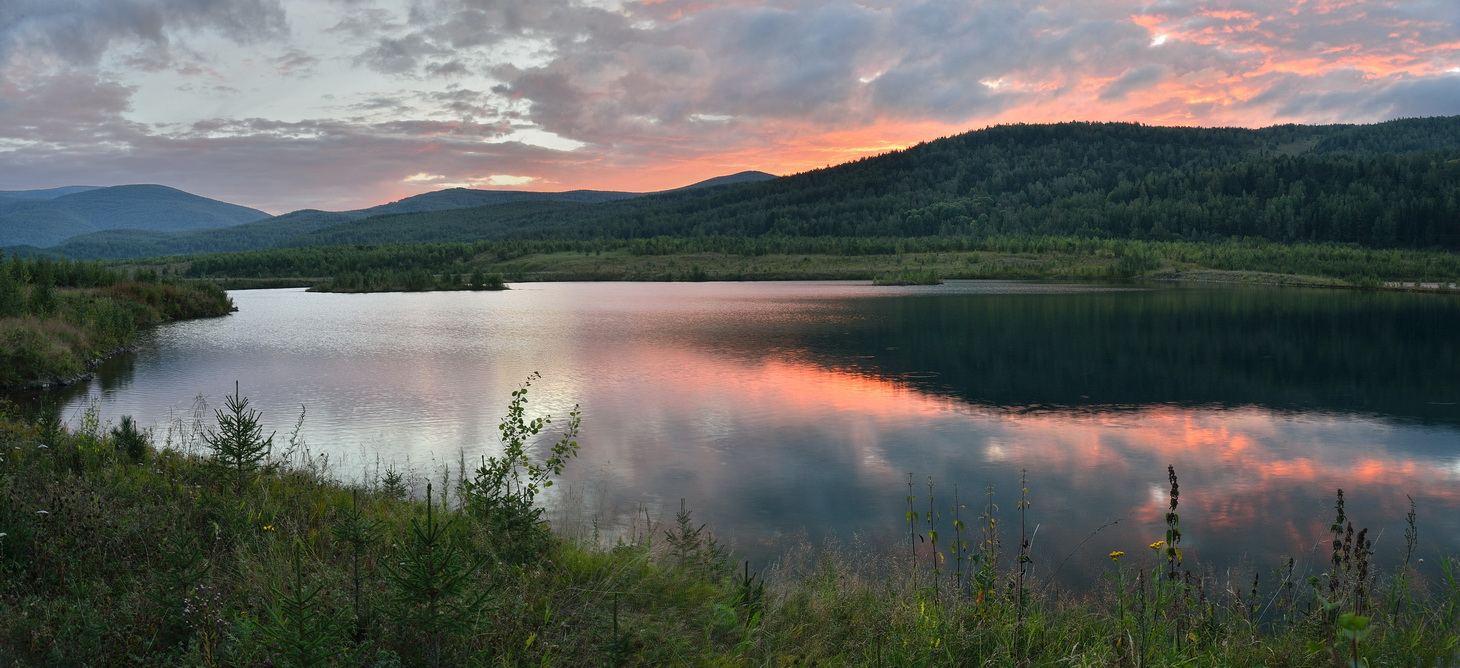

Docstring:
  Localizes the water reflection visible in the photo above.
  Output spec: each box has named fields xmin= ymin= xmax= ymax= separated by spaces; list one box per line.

xmin=794 ymin=283 xmax=1460 ymax=424
xmin=35 ymin=282 xmax=1460 ymax=587
xmin=575 ymin=354 xmax=1460 ymax=588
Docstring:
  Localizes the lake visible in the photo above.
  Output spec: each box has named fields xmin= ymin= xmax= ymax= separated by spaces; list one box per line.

xmin=44 ymin=280 xmax=1460 ymax=587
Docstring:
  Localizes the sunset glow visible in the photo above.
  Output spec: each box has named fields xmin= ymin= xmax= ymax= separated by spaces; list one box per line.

xmin=1 ymin=0 xmax=1457 ymax=212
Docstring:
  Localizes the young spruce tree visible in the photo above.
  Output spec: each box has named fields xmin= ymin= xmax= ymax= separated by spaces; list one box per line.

xmin=205 ymin=381 xmax=274 ymax=491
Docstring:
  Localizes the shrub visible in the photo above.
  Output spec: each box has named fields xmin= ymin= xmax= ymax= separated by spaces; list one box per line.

xmin=459 ymin=372 xmax=580 ymax=563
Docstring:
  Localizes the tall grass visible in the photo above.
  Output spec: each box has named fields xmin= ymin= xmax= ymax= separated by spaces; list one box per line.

xmin=0 ymin=253 xmax=233 ymax=388
xmin=2 ymin=387 xmax=1459 ymax=666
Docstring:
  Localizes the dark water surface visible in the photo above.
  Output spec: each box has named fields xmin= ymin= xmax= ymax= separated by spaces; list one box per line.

xmin=47 ymin=281 xmax=1460 ymax=587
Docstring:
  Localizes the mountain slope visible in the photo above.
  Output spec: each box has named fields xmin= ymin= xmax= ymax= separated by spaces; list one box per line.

xmin=29 ymin=172 xmax=780 ymax=259
xmin=17 ymin=210 xmax=357 ymax=260
xmin=29 ymin=190 xmax=633 ymax=259
xmin=283 ymin=118 xmax=1460 ymax=249
xmin=0 ymin=184 xmax=270 ymax=247
xmin=277 ymin=172 xmax=780 ymax=247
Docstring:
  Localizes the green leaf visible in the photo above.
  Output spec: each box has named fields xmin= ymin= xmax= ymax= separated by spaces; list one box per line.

xmin=1338 ymin=613 xmax=1373 ymax=641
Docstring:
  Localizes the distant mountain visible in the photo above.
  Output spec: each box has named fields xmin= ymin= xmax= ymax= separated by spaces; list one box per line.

xmin=26 ymin=172 xmax=781 ymax=259
xmin=278 ymin=172 xmax=782 ymax=247
xmin=274 ymin=200 xmax=597 ymax=248
xmin=28 ymin=190 xmax=639 ymax=260
xmin=336 ymin=172 xmax=773 ymax=218
xmin=669 ymin=171 xmax=777 ymax=191
xmin=362 ymin=188 xmax=640 ymax=217
xmin=14 ymin=210 xmax=357 ymax=260
xmin=0 ymin=184 xmax=270 ymax=248
xmin=0 ymin=186 xmax=102 ymax=201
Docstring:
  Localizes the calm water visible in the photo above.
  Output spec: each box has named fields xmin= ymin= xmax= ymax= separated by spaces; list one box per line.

xmin=44 ymin=281 xmax=1460 ymax=586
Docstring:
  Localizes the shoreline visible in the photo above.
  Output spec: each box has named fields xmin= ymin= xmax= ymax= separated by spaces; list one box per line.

xmin=2 ymin=307 xmax=238 ymax=395
xmin=2 ymin=344 xmax=129 ymax=393
xmin=216 ymin=270 xmax=1460 ymax=297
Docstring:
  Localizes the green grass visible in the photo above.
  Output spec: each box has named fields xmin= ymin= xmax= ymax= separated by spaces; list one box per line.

xmin=3 ymin=383 xmax=1460 ymax=666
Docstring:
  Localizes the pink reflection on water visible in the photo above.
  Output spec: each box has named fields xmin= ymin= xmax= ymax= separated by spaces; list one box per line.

xmin=567 ymin=346 xmax=1460 ymax=577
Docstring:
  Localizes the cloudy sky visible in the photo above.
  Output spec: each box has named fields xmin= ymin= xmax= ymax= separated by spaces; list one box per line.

xmin=2 ymin=0 xmax=1458 ymax=214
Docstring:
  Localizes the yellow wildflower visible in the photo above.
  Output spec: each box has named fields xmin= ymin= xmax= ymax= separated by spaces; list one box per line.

xmin=1149 ymin=540 xmax=1165 ymax=550
xmin=1109 ymin=551 xmax=1125 ymax=562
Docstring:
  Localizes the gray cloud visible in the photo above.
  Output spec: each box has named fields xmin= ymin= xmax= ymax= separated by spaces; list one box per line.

xmin=353 ymin=95 xmax=415 ymax=111
xmin=0 ymin=72 xmax=142 ymax=142
xmin=424 ymin=59 xmax=469 ymax=77
xmin=273 ymin=48 xmax=321 ymax=75
xmin=1274 ymin=73 xmax=1460 ymax=121
xmin=431 ymin=86 xmax=497 ymax=117
xmin=357 ymin=33 xmax=443 ymax=73
xmin=487 ymin=0 xmax=1180 ymax=137
xmin=0 ymin=0 xmax=288 ymax=69
xmin=1383 ymin=76 xmax=1460 ymax=119
xmin=1101 ymin=64 xmax=1171 ymax=101
xmin=326 ymin=7 xmax=406 ymax=39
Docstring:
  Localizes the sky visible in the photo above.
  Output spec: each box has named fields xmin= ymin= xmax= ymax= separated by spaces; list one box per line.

xmin=2 ymin=0 xmax=1459 ymax=214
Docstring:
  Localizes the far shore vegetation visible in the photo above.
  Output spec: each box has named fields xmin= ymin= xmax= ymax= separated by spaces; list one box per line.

xmin=308 ymin=268 xmax=507 ymax=293
xmin=2 ymin=379 xmax=1458 ymax=665
xmin=0 ymin=254 xmax=233 ymax=390
xmin=873 ymin=269 xmax=944 ymax=286
xmin=110 ymin=235 xmax=1460 ymax=294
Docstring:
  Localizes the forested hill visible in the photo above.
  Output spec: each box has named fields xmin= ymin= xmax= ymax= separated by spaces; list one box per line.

xmin=286 ymin=117 xmax=1460 ymax=250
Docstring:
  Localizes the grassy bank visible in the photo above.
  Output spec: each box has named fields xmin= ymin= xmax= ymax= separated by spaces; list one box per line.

xmin=0 ymin=255 xmax=234 ymax=389
xmin=481 ymin=237 xmax=1460 ymax=289
xmin=159 ymin=236 xmax=1460 ymax=293
xmin=3 ymin=381 xmax=1458 ymax=666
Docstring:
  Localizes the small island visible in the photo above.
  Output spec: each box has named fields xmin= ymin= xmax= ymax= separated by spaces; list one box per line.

xmin=307 ymin=269 xmax=507 ymax=293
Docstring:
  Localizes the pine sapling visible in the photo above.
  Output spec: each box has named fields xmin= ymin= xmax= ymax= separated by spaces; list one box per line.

xmin=204 ymin=382 xmax=274 ymax=492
